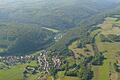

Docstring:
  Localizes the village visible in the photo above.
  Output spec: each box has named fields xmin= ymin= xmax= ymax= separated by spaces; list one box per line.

xmin=0 ymin=50 xmax=61 ymax=75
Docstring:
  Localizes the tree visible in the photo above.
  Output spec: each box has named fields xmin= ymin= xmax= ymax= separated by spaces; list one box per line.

xmin=65 ymin=70 xmax=78 ymax=76
xmin=77 ymin=65 xmax=93 ymax=80
xmin=49 ymin=67 xmax=57 ymax=80
xmin=92 ymin=52 xmax=104 ymax=65
xmin=23 ymin=70 xmax=28 ymax=80
xmin=100 ymin=34 xmax=112 ymax=42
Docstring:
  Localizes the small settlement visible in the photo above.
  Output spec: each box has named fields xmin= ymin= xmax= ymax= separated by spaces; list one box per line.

xmin=0 ymin=50 xmax=61 ymax=74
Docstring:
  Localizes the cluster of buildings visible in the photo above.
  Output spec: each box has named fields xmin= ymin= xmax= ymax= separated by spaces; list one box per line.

xmin=0 ymin=50 xmax=62 ymax=74
xmin=37 ymin=50 xmax=61 ymax=73
xmin=54 ymin=33 xmax=63 ymax=42
xmin=0 ymin=55 xmax=37 ymax=66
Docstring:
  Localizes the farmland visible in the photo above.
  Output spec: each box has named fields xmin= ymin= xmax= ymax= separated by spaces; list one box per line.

xmin=0 ymin=0 xmax=120 ymax=80
xmin=92 ymin=17 xmax=120 ymax=80
xmin=0 ymin=61 xmax=38 ymax=80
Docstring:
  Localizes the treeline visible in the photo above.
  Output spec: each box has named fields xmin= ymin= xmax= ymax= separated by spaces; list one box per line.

xmin=100 ymin=34 xmax=120 ymax=42
xmin=50 ymin=51 xmax=104 ymax=80
xmin=51 ymin=56 xmax=94 ymax=80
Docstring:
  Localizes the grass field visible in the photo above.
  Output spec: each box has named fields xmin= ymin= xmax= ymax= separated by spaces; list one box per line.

xmin=92 ymin=17 xmax=120 ymax=80
xmin=0 ymin=61 xmax=38 ymax=80
xmin=0 ymin=64 xmax=26 ymax=80
xmin=68 ymin=40 xmax=84 ymax=58
xmin=93 ymin=42 xmax=120 ymax=80
xmin=68 ymin=40 xmax=94 ymax=58
xmin=56 ymin=71 xmax=79 ymax=80
xmin=101 ymin=17 xmax=120 ymax=35
xmin=46 ymin=71 xmax=80 ymax=80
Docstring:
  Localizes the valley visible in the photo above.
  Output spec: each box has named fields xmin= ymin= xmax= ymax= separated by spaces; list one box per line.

xmin=0 ymin=16 xmax=120 ymax=80
xmin=0 ymin=15 xmax=120 ymax=80
xmin=0 ymin=0 xmax=120 ymax=80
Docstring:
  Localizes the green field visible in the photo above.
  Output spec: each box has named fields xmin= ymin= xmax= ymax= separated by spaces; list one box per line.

xmin=92 ymin=17 xmax=120 ymax=80
xmin=93 ymin=42 xmax=119 ymax=80
xmin=56 ymin=71 xmax=79 ymax=80
xmin=0 ymin=61 xmax=38 ymax=80
xmin=68 ymin=40 xmax=94 ymax=58
xmin=0 ymin=64 xmax=26 ymax=80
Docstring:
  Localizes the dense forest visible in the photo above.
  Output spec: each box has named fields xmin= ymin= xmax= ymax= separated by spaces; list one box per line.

xmin=0 ymin=25 xmax=55 ymax=55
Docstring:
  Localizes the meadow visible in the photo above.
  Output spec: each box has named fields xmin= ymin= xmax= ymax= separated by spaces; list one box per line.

xmin=0 ymin=61 xmax=38 ymax=80
xmin=92 ymin=17 xmax=120 ymax=80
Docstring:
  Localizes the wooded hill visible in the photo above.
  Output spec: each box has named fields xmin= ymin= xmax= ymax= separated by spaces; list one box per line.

xmin=49 ymin=4 xmax=120 ymax=55
xmin=0 ymin=24 xmax=55 ymax=55
xmin=0 ymin=0 xmax=119 ymax=55
xmin=0 ymin=0 xmax=118 ymax=29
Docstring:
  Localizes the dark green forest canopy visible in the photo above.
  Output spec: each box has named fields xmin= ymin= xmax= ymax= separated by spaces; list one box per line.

xmin=0 ymin=25 xmax=55 ymax=55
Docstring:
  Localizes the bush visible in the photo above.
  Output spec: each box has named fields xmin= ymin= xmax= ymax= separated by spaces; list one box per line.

xmin=92 ymin=52 xmax=104 ymax=65
xmin=100 ymin=34 xmax=112 ymax=42
xmin=114 ymin=63 xmax=120 ymax=72
xmin=65 ymin=70 xmax=78 ymax=77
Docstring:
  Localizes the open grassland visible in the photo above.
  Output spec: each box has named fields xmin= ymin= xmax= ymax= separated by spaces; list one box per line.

xmin=0 ymin=61 xmax=38 ymax=80
xmin=68 ymin=40 xmax=94 ymax=58
xmin=101 ymin=17 xmax=117 ymax=30
xmin=28 ymin=72 xmax=42 ymax=80
xmin=56 ymin=71 xmax=79 ymax=80
xmin=101 ymin=17 xmax=120 ymax=35
xmin=93 ymin=17 xmax=120 ymax=80
xmin=46 ymin=71 xmax=80 ymax=80
xmin=0 ymin=64 xmax=26 ymax=80
xmin=58 ymin=77 xmax=80 ymax=80
xmin=68 ymin=40 xmax=84 ymax=57
xmin=93 ymin=42 xmax=120 ymax=80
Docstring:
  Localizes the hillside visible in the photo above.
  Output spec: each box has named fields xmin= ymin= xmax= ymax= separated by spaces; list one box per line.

xmin=0 ymin=0 xmax=119 ymax=55
xmin=50 ymin=4 xmax=120 ymax=55
xmin=0 ymin=24 xmax=55 ymax=55
xmin=0 ymin=0 xmax=120 ymax=80
xmin=0 ymin=0 xmax=118 ymax=29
